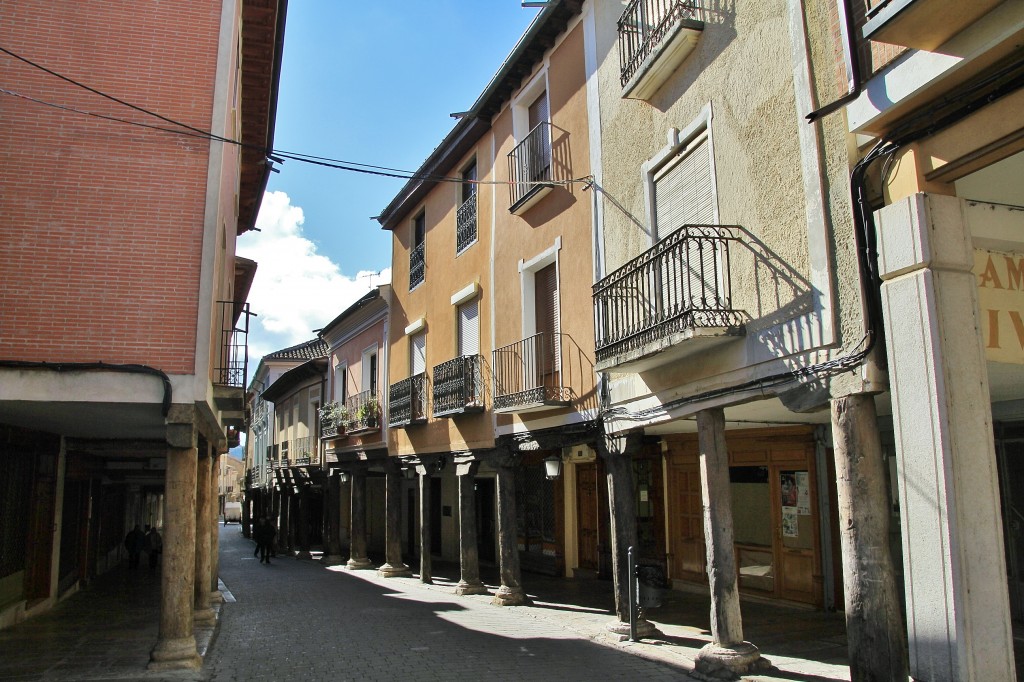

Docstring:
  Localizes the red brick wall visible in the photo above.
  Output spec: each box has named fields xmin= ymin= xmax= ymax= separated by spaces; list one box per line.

xmin=0 ymin=1 xmax=225 ymax=373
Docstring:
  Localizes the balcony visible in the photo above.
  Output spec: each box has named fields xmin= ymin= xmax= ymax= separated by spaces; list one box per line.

xmin=618 ymin=0 xmax=704 ymax=100
xmin=593 ymin=225 xmax=745 ymax=373
xmin=492 ymin=333 xmax=572 ymax=413
xmin=213 ymin=300 xmax=251 ymax=423
xmin=862 ymin=0 xmax=1003 ymax=52
xmin=410 ymin=242 xmax=425 ymax=290
xmin=319 ymin=401 xmax=343 ymax=439
xmin=456 ymin=192 xmax=477 ymax=255
xmin=388 ymin=373 xmax=428 ymax=428
xmin=432 ymin=355 xmax=485 ymax=418
xmin=344 ymin=389 xmax=382 ymax=434
xmin=508 ymin=122 xmax=554 ymax=215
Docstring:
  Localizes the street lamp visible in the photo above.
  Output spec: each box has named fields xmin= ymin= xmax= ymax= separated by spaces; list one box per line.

xmin=338 ymin=471 xmax=350 ymax=484
xmin=543 ymin=455 xmax=563 ymax=480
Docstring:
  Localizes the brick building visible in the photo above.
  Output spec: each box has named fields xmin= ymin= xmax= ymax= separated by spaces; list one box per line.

xmin=0 ymin=0 xmax=287 ymax=671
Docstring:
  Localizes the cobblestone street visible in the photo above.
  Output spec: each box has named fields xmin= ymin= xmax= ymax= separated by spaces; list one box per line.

xmin=206 ymin=528 xmax=689 ymax=681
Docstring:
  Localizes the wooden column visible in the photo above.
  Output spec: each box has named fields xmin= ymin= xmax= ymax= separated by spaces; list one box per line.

xmin=492 ymin=453 xmax=526 ymax=605
xmin=209 ymin=454 xmax=221 ymax=601
xmin=597 ymin=432 xmax=650 ymax=634
xmin=346 ymin=466 xmax=373 ymax=569
xmin=241 ymin=489 xmax=252 ymax=539
xmin=149 ymin=443 xmax=200 ymax=671
xmin=379 ymin=459 xmax=412 ymax=577
xmin=279 ymin=489 xmax=292 ymax=554
xmin=455 ymin=460 xmax=487 ymax=595
xmin=831 ymin=394 xmax=908 ymax=681
xmin=693 ymin=408 xmax=768 ymax=678
xmin=295 ymin=486 xmax=312 ymax=560
xmin=322 ymin=473 xmax=344 ymax=565
xmin=417 ymin=463 xmax=433 ymax=584
xmin=193 ymin=444 xmax=214 ymax=625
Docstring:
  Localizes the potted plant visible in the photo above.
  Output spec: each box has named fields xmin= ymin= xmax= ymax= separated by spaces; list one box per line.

xmin=358 ymin=395 xmax=381 ymax=428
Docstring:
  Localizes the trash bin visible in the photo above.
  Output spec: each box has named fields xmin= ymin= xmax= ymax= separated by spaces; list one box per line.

xmin=635 ymin=563 xmax=665 ymax=608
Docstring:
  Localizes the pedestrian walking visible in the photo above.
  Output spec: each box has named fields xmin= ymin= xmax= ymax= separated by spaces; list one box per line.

xmin=255 ymin=517 xmax=276 ymax=564
xmin=253 ymin=517 xmax=266 ymax=559
xmin=145 ymin=526 xmax=162 ymax=570
xmin=124 ymin=524 xmax=145 ymax=569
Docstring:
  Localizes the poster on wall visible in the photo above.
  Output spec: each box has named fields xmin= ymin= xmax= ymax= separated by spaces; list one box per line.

xmin=795 ymin=471 xmax=810 ymax=515
xmin=782 ymin=507 xmax=798 ymax=537
xmin=781 ymin=472 xmax=798 ymax=506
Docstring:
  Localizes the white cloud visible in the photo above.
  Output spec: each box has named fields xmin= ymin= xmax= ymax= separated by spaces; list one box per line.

xmin=239 ymin=190 xmax=390 ymax=366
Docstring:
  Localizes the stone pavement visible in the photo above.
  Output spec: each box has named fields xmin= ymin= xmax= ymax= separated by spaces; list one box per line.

xmin=14 ymin=523 xmax=997 ymax=681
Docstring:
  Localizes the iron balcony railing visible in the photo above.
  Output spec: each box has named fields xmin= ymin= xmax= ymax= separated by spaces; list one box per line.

xmin=592 ymin=224 xmax=744 ymax=363
xmin=410 ymin=242 xmax=425 ymax=290
xmin=214 ymin=300 xmax=251 ymax=388
xmin=319 ymin=401 xmax=343 ymax=438
xmin=432 ymin=355 xmax=485 ymax=417
xmin=618 ymin=0 xmax=701 ymax=87
xmin=456 ymin=192 xmax=477 ymax=255
xmin=388 ymin=373 xmax=428 ymax=428
xmin=291 ymin=436 xmax=312 ymax=463
xmin=508 ymin=122 xmax=552 ymax=210
xmin=345 ymin=389 xmax=382 ymax=433
xmin=492 ymin=332 xmax=572 ymax=412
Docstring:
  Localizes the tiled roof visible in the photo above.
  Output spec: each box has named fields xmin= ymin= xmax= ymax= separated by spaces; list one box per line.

xmin=263 ymin=338 xmax=328 ymax=361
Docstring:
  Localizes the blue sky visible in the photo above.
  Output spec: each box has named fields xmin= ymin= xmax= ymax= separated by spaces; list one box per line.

xmin=237 ymin=2 xmax=540 ymax=367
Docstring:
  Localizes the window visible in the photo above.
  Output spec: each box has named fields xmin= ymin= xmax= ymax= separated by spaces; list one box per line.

xmin=410 ymin=332 xmax=426 ymax=376
xmin=457 ymin=161 xmax=477 ymax=254
xmin=334 ymin=363 xmax=348 ymax=403
xmin=410 ymin=212 xmax=426 ymax=289
xmin=509 ymin=74 xmax=554 ymax=212
xmin=652 ymin=129 xmax=713 ymax=240
xmin=361 ymin=347 xmax=378 ymax=394
xmin=458 ymin=299 xmax=480 ymax=357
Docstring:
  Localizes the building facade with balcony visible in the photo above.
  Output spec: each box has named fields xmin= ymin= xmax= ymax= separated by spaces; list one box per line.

xmin=317 ymin=285 xmax=393 ymax=569
xmin=0 ymin=0 xmax=286 ymax=670
xmin=259 ymin=339 xmax=328 ymax=561
xmin=829 ymin=0 xmax=1024 ymax=678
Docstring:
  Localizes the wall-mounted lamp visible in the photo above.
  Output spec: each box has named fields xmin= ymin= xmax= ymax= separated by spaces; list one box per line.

xmin=543 ymin=455 xmax=563 ymax=480
xmin=338 ymin=471 xmax=350 ymax=484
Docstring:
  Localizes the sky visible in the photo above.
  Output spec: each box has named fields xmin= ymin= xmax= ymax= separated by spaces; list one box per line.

xmin=238 ymin=1 xmax=542 ymax=369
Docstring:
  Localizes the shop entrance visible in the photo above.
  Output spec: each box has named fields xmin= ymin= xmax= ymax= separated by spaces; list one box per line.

xmin=996 ymin=424 xmax=1024 ymax=622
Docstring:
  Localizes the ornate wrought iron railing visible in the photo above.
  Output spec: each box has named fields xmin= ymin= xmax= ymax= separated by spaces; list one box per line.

xmin=592 ymin=224 xmax=743 ymax=363
xmin=214 ymin=300 xmax=251 ymax=388
xmin=456 ymin=192 xmax=477 ymax=255
xmin=410 ymin=242 xmax=425 ymax=290
xmin=345 ymin=389 xmax=382 ymax=432
xmin=432 ymin=355 xmax=485 ymax=417
xmin=618 ymin=0 xmax=701 ymax=87
xmin=508 ymin=122 xmax=552 ymax=210
xmin=492 ymin=332 xmax=572 ymax=411
xmin=291 ymin=436 xmax=311 ymax=463
xmin=388 ymin=374 xmax=428 ymax=427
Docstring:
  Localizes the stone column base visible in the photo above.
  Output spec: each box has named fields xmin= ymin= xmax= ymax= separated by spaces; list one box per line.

xmin=295 ymin=550 xmax=313 ymax=560
xmin=692 ymin=641 xmax=771 ymax=680
xmin=210 ymin=591 xmax=224 ymax=604
xmin=321 ymin=553 xmax=345 ymax=566
xmin=491 ymin=585 xmax=528 ymax=606
xmin=455 ymin=580 xmax=489 ymax=596
xmin=377 ymin=563 xmax=412 ymax=578
xmin=193 ymin=607 xmax=216 ymax=626
xmin=149 ymin=636 xmax=201 ymax=671
xmin=346 ymin=557 xmax=374 ymax=570
xmin=605 ymin=618 xmax=657 ymax=639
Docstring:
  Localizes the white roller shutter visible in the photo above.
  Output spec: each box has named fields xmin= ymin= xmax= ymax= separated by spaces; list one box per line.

xmin=654 ymin=132 xmax=713 ymax=240
xmin=458 ymin=299 xmax=480 ymax=357
xmin=410 ymin=332 xmax=426 ymax=375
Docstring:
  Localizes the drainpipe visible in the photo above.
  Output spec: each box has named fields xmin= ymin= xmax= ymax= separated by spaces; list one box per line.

xmin=805 ymin=0 xmax=861 ymax=122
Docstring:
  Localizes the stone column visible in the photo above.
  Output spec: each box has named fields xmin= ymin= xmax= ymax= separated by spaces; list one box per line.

xmin=295 ymin=486 xmax=312 ymax=560
xmin=875 ymin=193 xmax=1014 ymax=680
xmin=455 ymin=460 xmax=487 ymax=595
xmin=417 ymin=463 xmax=433 ymax=584
xmin=209 ymin=454 xmax=221 ymax=602
xmin=322 ymin=473 xmax=344 ymax=565
xmin=831 ymin=394 xmax=908 ymax=681
xmin=492 ymin=454 xmax=526 ymax=606
xmin=693 ymin=408 xmax=769 ymax=677
xmin=278 ymin=488 xmax=291 ymax=555
xmin=597 ymin=433 xmax=651 ymax=635
xmin=149 ymin=443 xmax=201 ymax=671
xmin=346 ymin=466 xmax=373 ymax=569
xmin=379 ymin=459 xmax=411 ymax=577
xmin=193 ymin=444 xmax=214 ymax=625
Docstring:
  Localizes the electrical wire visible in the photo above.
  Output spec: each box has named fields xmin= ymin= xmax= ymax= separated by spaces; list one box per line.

xmin=0 ymin=43 xmax=591 ymax=189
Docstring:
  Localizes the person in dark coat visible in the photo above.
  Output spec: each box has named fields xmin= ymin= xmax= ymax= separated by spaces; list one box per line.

xmin=145 ymin=526 xmax=162 ymax=570
xmin=124 ymin=525 xmax=145 ymax=569
xmin=255 ymin=517 xmax=276 ymax=564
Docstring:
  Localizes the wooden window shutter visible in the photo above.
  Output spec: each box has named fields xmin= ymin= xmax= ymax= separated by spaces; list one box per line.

xmin=654 ymin=132 xmax=713 ymax=240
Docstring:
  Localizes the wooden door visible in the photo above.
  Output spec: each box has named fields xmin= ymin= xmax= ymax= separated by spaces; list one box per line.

xmin=534 ymin=263 xmax=560 ymax=392
xmin=576 ymin=463 xmax=599 ymax=570
xmin=667 ymin=454 xmax=705 ymax=582
xmin=773 ymin=461 xmax=818 ymax=604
